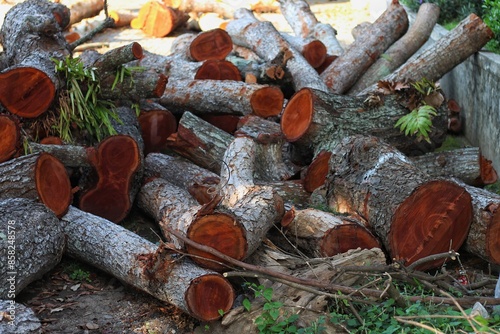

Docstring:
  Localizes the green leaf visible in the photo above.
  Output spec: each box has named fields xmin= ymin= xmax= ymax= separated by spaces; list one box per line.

xmin=242 ymin=298 xmax=251 ymax=312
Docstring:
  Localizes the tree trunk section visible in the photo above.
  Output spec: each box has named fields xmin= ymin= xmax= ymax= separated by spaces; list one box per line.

xmin=320 ymin=0 xmax=408 ymax=94
xmin=138 ymin=108 xmax=178 ymax=154
xmin=280 ymin=207 xmax=381 ymax=257
xmin=160 ymin=79 xmax=284 ymax=118
xmin=325 ymin=135 xmax=472 ymax=270
xmin=0 ymin=198 xmax=65 ymax=299
xmin=0 ymin=153 xmax=72 ymax=217
xmin=348 ymin=3 xmax=440 ymax=94
xmin=281 ymin=33 xmax=327 ymax=69
xmin=170 ymin=29 xmax=233 ymax=61
xmin=225 ymin=8 xmax=329 ymax=92
xmin=130 ymin=1 xmax=189 ymax=37
xmin=358 ymin=13 xmax=494 ymax=96
xmin=61 ymin=206 xmax=234 ymax=321
xmin=0 ymin=115 xmax=21 ymax=163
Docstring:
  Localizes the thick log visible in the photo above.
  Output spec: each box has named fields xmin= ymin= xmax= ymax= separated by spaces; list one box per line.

xmin=78 ymin=135 xmax=142 ymax=223
xmin=166 ymin=111 xmax=234 ymax=173
xmin=130 ymin=1 xmax=189 ymax=37
xmin=0 ymin=0 xmax=71 ymax=118
xmin=160 ymin=79 xmax=284 ymax=118
xmin=0 ymin=198 xmax=65 ymax=299
xmin=0 ymin=153 xmax=72 ymax=217
xmin=0 ymin=115 xmax=21 ymax=163
xmin=194 ymin=60 xmax=242 ymax=81
xmin=281 ymin=33 xmax=327 ymax=69
xmin=326 ymin=135 xmax=472 ymax=270
xmin=320 ymin=0 xmax=408 ymax=94
xmin=277 ymin=0 xmax=343 ymax=56
xmin=280 ymin=207 xmax=381 ymax=257
xmin=410 ymin=147 xmax=498 ymax=186
xmin=0 ymin=300 xmax=42 ymax=334
xmin=460 ymin=182 xmax=500 ymax=265
xmin=138 ymin=109 xmax=178 ymax=154
xmin=90 ymin=42 xmax=144 ymax=73
xmin=170 ymin=29 xmax=233 ymax=61
xmin=359 ymin=14 xmax=495 ymax=96
xmin=28 ymin=143 xmax=91 ymax=168
xmin=225 ymin=8 xmax=330 ymax=92
xmin=348 ymin=3 xmax=440 ymax=94
xmin=62 ymin=206 xmax=234 ymax=321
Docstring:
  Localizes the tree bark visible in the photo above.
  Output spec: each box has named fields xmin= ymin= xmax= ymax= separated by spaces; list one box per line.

xmin=61 ymin=206 xmax=234 ymax=322
xmin=0 ymin=0 xmax=71 ymax=118
xmin=0 ymin=115 xmax=21 ymax=163
xmin=0 ymin=299 xmax=42 ymax=334
xmin=348 ymin=3 xmax=440 ymax=94
xmin=358 ymin=13 xmax=494 ymax=96
xmin=325 ymin=135 xmax=472 ymax=270
xmin=226 ymin=8 xmax=329 ymax=92
xmin=0 ymin=153 xmax=72 ymax=217
xmin=0 ymin=198 xmax=65 ymax=299
xmin=280 ymin=207 xmax=381 ymax=257
xmin=160 ymin=79 xmax=284 ymax=118
xmin=409 ymin=147 xmax=498 ymax=187
xmin=130 ymin=1 xmax=189 ymax=37
xmin=320 ymin=0 xmax=408 ymax=94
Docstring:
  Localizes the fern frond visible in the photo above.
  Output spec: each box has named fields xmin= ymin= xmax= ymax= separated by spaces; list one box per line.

xmin=395 ymin=105 xmax=437 ymax=143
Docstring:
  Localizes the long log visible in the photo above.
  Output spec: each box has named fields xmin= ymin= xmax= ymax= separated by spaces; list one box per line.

xmin=0 ymin=0 xmax=71 ymax=118
xmin=0 ymin=115 xmax=21 ymax=163
xmin=325 ymin=135 xmax=472 ymax=270
xmin=160 ymin=79 xmax=284 ymax=118
xmin=0 ymin=198 xmax=65 ymax=299
xmin=225 ymin=8 xmax=329 ymax=92
xmin=320 ymin=0 xmax=408 ymax=94
xmin=358 ymin=13 xmax=494 ymax=96
xmin=61 ymin=206 xmax=234 ymax=321
xmin=348 ymin=3 xmax=440 ymax=94
xmin=0 ymin=153 xmax=72 ymax=217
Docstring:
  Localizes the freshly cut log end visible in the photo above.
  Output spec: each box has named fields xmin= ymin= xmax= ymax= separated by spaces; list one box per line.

xmin=35 ymin=153 xmax=72 ymax=217
xmin=79 ymin=135 xmax=141 ymax=223
xmin=390 ymin=180 xmax=472 ymax=270
xmin=189 ymin=28 xmax=233 ymax=61
xmin=302 ymin=40 xmax=327 ymax=69
xmin=185 ymin=274 xmax=235 ymax=321
xmin=250 ymin=86 xmax=284 ymax=118
xmin=0 ymin=114 xmax=20 ymax=163
xmin=0 ymin=67 xmax=55 ymax=118
xmin=485 ymin=204 xmax=500 ymax=264
xmin=316 ymin=54 xmax=337 ymax=74
xmin=320 ymin=223 xmax=381 ymax=257
xmin=40 ymin=136 xmax=64 ymax=145
xmin=186 ymin=213 xmax=248 ymax=271
xmin=303 ymin=151 xmax=331 ymax=192
xmin=154 ymin=73 xmax=169 ymax=97
xmin=195 ymin=60 xmax=242 ymax=81
xmin=131 ymin=2 xmax=189 ymax=37
xmin=281 ymin=88 xmax=313 ymax=141
xmin=201 ymin=115 xmax=240 ymax=134
xmin=138 ymin=110 xmax=177 ymax=154
xmin=480 ymin=154 xmax=498 ymax=185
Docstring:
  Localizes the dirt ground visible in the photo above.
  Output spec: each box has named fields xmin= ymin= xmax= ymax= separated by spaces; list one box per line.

xmin=4 ymin=1 xmax=471 ymax=334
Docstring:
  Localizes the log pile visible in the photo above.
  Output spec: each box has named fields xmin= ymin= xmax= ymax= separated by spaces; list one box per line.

xmin=1 ymin=0 xmax=500 ymax=331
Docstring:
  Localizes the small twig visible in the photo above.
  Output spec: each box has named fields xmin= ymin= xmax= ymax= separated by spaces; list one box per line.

xmin=394 ymin=317 xmax=445 ymax=334
xmin=406 ymin=250 xmax=460 ymax=271
xmin=69 ymin=17 xmax=115 ymax=52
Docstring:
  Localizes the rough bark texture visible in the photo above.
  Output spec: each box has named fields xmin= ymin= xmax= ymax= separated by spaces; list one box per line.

xmin=280 ymin=207 xmax=381 ymax=257
xmin=0 ymin=299 xmax=42 ymax=334
xmin=320 ymin=0 xmax=409 ymax=94
xmin=28 ymin=143 xmax=92 ymax=168
xmin=326 ymin=135 xmax=472 ymax=270
xmin=0 ymin=153 xmax=72 ymax=217
xmin=62 ymin=206 xmax=234 ymax=321
xmin=410 ymin=147 xmax=498 ymax=187
xmin=226 ymin=8 xmax=329 ymax=92
xmin=348 ymin=3 xmax=440 ymax=94
xmin=160 ymin=79 xmax=284 ymax=118
xmin=0 ymin=198 xmax=65 ymax=299
xmin=359 ymin=13 xmax=494 ymax=96
xmin=0 ymin=0 xmax=71 ymax=118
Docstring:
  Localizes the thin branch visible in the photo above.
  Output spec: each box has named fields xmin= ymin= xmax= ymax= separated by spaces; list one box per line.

xmin=406 ymin=250 xmax=460 ymax=271
xmin=69 ymin=17 xmax=115 ymax=52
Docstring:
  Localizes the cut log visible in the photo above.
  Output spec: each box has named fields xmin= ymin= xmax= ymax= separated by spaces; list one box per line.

xmin=163 ymin=0 xmax=280 ymax=19
xmin=160 ymin=79 xmax=284 ymax=118
xmin=138 ymin=109 xmax=178 ymax=154
xmin=358 ymin=13 xmax=495 ymax=96
xmin=0 ymin=153 xmax=72 ymax=217
xmin=280 ymin=207 xmax=381 ymax=257
xmin=325 ymin=135 xmax=472 ymax=270
xmin=410 ymin=147 xmax=498 ymax=186
xmin=277 ymin=0 xmax=343 ymax=56
xmin=109 ymin=9 xmax=136 ymax=27
xmin=302 ymin=150 xmax=331 ymax=192
xmin=62 ymin=206 xmax=234 ymax=321
xmin=0 ymin=115 xmax=21 ymax=163
xmin=0 ymin=198 xmax=65 ymax=299
xmin=78 ymin=135 xmax=142 ymax=223
xmin=201 ymin=115 xmax=241 ymax=134
xmin=320 ymin=0 xmax=409 ymax=94
xmin=28 ymin=143 xmax=91 ymax=168
xmin=0 ymin=299 xmax=42 ymax=334
xmin=195 ymin=59 xmax=242 ymax=81
xmin=130 ymin=1 xmax=189 ymax=37
xmin=281 ymin=33 xmax=327 ymax=69
xmin=90 ymin=42 xmax=144 ymax=73
xmin=166 ymin=111 xmax=234 ymax=173
xmin=227 ymin=54 xmax=293 ymax=86
xmin=225 ymin=8 xmax=330 ymax=92
xmin=39 ymin=136 xmax=63 ymax=145
xmin=0 ymin=0 xmax=71 ymax=118
xmin=348 ymin=3 xmax=440 ymax=95
xmin=190 ymin=29 xmax=233 ymax=61
xmin=460 ymin=182 xmax=500 ymax=265
xmin=66 ymin=0 xmax=104 ymax=25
